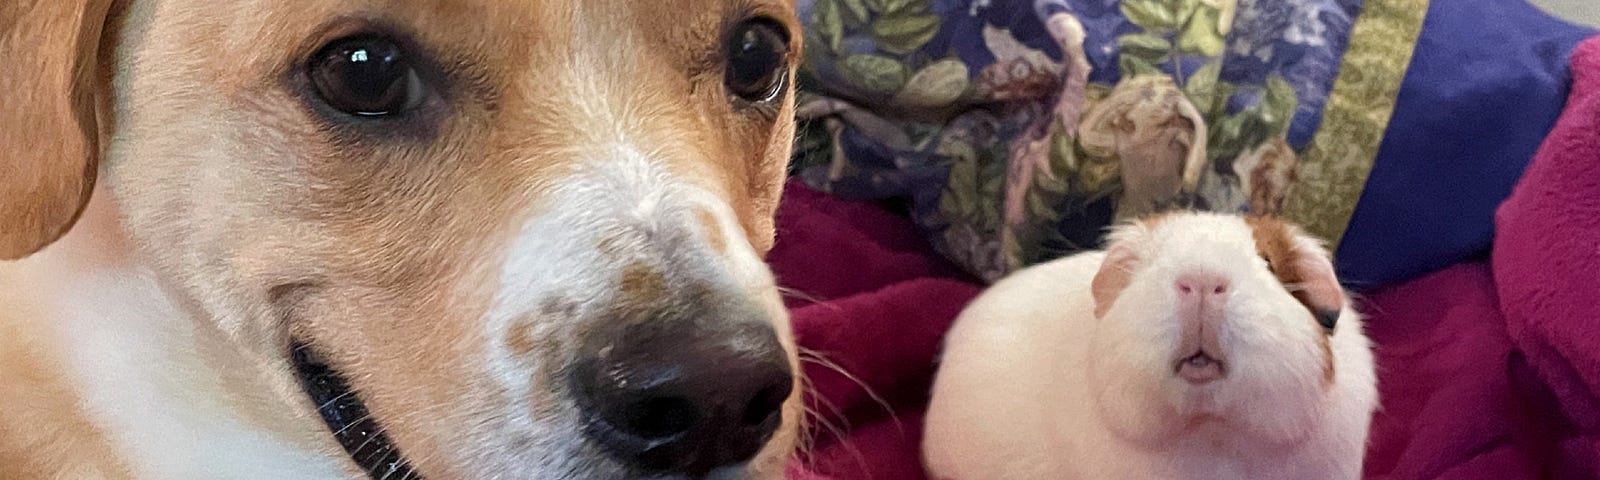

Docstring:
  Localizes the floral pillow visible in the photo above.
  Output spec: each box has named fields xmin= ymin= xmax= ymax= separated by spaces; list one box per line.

xmin=791 ymin=0 xmax=1404 ymax=282
xmin=793 ymin=0 xmax=1596 ymax=286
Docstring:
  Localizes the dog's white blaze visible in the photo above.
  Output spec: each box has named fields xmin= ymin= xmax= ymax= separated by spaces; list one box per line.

xmin=24 ymin=260 xmax=352 ymax=479
xmin=677 ymin=186 xmax=776 ymax=291
xmin=480 ymin=142 xmax=775 ymax=455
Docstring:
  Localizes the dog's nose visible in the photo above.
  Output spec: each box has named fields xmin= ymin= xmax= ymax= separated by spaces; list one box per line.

xmin=572 ymin=322 xmax=793 ymax=475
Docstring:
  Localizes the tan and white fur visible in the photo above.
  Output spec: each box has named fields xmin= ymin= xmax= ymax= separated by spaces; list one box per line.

xmin=0 ymin=0 xmax=805 ymax=478
xmin=923 ymin=212 xmax=1378 ymax=479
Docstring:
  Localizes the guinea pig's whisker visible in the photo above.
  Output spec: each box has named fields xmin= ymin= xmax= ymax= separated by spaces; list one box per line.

xmin=1348 ymin=292 xmax=1384 ymax=316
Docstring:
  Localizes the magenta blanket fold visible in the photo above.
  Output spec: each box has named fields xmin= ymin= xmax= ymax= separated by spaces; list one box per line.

xmin=1494 ymin=35 xmax=1600 ymax=478
xmin=773 ymin=169 xmax=1589 ymax=479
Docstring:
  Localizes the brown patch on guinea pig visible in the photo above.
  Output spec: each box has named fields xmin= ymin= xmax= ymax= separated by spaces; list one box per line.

xmin=1244 ymin=215 xmax=1339 ymax=384
xmin=1243 ymin=217 xmax=1315 ymax=322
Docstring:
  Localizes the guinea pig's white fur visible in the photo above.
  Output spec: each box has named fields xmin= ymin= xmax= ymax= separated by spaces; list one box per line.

xmin=922 ymin=212 xmax=1378 ymax=479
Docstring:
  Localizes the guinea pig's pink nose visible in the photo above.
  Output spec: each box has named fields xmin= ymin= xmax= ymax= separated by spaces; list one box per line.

xmin=1176 ymin=272 xmax=1230 ymax=301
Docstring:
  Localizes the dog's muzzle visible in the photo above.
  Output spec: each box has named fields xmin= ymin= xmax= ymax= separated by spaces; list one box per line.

xmin=293 ymin=301 xmax=792 ymax=480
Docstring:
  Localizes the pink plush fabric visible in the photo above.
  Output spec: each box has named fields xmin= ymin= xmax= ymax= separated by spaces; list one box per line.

xmin=1493 ymin=35 xmax=1600 ymax=477
xmin=769 ymin=183 xmax=979 ymax=480
xmin=1359 ymin=265 xmax=1550 ymax=479
xmin=771 ymin=176 xmax=1575 ymax=479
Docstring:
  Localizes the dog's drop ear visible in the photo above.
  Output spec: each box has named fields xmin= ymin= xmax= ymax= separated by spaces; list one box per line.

xmin=1091 ymin=244 xmax=1138 ymax=319
xmin=0 ymin=0 xmax=118 ymax=260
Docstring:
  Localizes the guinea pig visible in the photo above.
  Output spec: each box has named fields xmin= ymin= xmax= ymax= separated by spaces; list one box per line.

xmin=922 ymin=212 xmax=1378 ymax=479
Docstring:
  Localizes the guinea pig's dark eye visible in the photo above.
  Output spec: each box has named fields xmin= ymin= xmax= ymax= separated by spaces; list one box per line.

xmin=309 ymin=36 xmax=426 ymax=116
xmin=724 ymin=19 xmax=789 ymax=102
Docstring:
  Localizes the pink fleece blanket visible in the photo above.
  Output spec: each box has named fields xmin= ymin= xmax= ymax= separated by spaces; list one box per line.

xmin=1493 ymin=36 xmax=1600 ymax=478
xmin=773 ymin=59 xmax=1600 ymax=473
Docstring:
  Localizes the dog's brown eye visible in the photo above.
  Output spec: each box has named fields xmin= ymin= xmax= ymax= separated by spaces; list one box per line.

xmin=309 ymin=36 xmax=425 ymax=116
xmin=724 ymin=20 xmax=789 ymax=102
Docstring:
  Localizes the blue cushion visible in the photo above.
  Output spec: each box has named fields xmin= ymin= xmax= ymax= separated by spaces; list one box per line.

xmin=1337 ymin=0 xmax=1594 ymax=287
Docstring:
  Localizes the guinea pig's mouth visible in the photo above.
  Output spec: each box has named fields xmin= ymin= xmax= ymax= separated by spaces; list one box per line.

xmin=292 ymin=342 xmax=420 ymax=480
xmin=1175 ymin=350 xmax=1226 ymax=384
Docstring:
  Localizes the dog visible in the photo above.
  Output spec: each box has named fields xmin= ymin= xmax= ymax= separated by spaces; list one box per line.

xmin=0 ymin=1 xmax=803 ymax=478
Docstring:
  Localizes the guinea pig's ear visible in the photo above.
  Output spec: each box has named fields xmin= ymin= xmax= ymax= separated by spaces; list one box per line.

xmin=1248 ymin=216 xmax=1346 ymax=332
xmin=0 ymin=0 xmax=118 ymax=260
xmin=1285 ymin=236 xmax=1344 ymax=332
xmin=1091 ymin=244 xmax=1139 ymax=319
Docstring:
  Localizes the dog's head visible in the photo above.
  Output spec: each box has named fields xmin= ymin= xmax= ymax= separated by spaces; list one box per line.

xmin=2 ymin=0 xmax=802 ymax=478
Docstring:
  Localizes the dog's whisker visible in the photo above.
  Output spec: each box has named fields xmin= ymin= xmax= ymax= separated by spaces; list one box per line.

xmin=792 ymin=373 xmax=837 ymax=472
xmin=779 ymin=286 xmax=848 ymax=313
xmin=795 ymin=348 xmax=883 ymax=480
xmin=795 ymin=419 xmax=820 ymax=471
xmin=807 ymin=385 xmax=855 ymax=432
xmin=796 ymin=405 xmax=829 ymax=472
xmin=799 ymin=403 xmax=873 ymax=480
xmin=799 ymin=350 xmax=903 ymax=434
xmin=330 ymin=413 xmax=375 ymax=437
xmin=316 ymin=390 xmax=355 ymax=412
xmin=794 ymin=376 xmax=818 ymax=450
xmin=777 ymin=286 xmax=827 ymax=307
xmin=375 ymin=446 xmax=406 ymax=480
xmin=350 ymin=427 xmax=386 ymax=457
xmin=800 ymin=405 xmax=847 ymax=444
